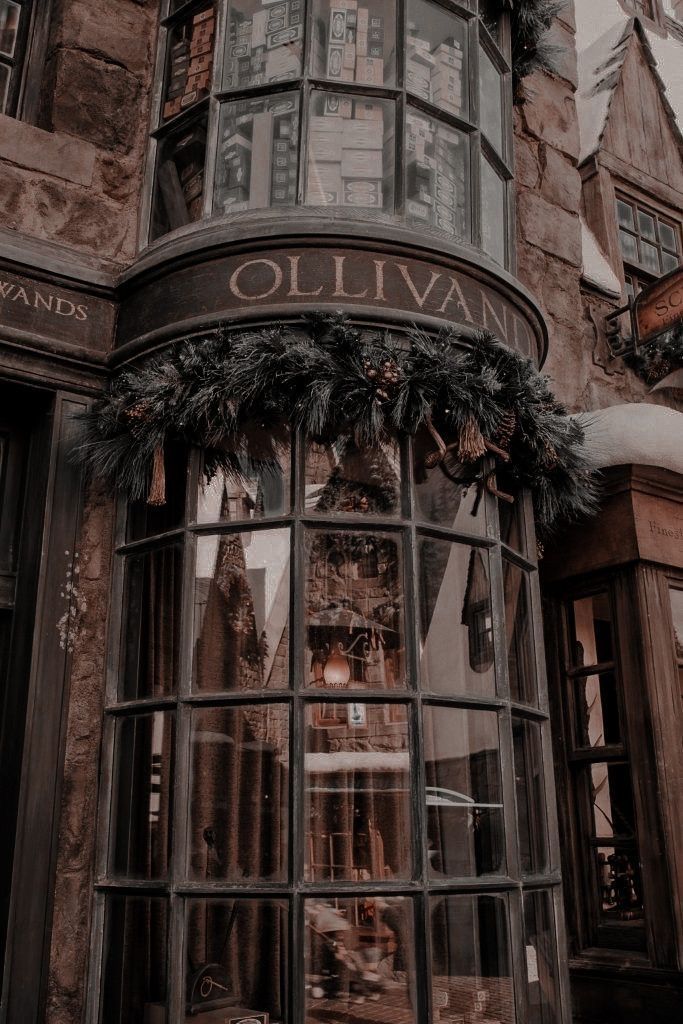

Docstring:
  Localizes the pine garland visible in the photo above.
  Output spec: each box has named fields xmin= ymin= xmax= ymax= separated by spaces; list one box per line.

xmin=624 ymin=323 xmax=683 ymax=387
xmin=77 ymin=313 xmax=598 ymax=535
xmin=510 ymin=1 xmax=567 ymax=94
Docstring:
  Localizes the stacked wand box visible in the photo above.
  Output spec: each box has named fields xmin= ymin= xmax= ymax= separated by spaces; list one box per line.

xmin=307 ymin=103 xmax=389 ymax=209
xmin=163 ymin=6 xmax=216 ymax=120
xmin=317 ymin=1 xmax=386 ymax=86
xmin=225 ymin=0 xmax=304 ymax=90
xmin=217 ymin=95 xmax=299 ymax=214
xmin=405 ymin=111 xmax=464 ymax=237
xmin=405 ymin=25 xmax=464 ymax=117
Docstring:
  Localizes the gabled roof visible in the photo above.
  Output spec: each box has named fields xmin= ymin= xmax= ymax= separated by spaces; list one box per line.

xmin=575 ymin=3 xmax=683 ymax=164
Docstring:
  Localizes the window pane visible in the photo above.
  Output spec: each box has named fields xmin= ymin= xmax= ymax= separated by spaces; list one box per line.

xmin=127 ymin=443 xmax=188 ymax=540
xmin=616 ymin=199 xmax=634 ymax=230
xmin=306 ymin=91 xmax=395 ymax=211
xmin=618 ymin=229 xmax=638 ymax=263
xmin=662 ymin=251 xmax=679 ymax=273
xmin=198 ymin=427 xmax=291 ymax=523
xmin=480 ymin=46 xmax=503 ymax=154
xmin=412 ymin=424 xmax=487 ymax=535
xmin=496 ymin=471 xmax=526 ymax=553
xmin=304 ymin=702 xmax=412 ymax=881
xmin=193 ymin=528 xmax=291 ymax=691
xmin=406 ymin=108 xmax=470 ymax=241
xmin=185 ymin=898 xmax=289 ymax=1022
xmin=188 ymin=704 xmax=289 ymax=881
xmin=419 ymin=538 xmax=495 ymax=697
xmin=424 ymin=705 xmax=504 ymax=877
xmin=573 ymin=671 xmax=621 ymax=748
xmin=659 ymin=220 xmax=678 ymax=252
xmin=430 ymin=894 xmax=514 ymax=1024
xmin=100 ymin=896 xmax=168 ymax=1024
xmin=669 ymin=587 xmax=683 ymax=659
xmin=596 ymin=845 xmax=644 ymax=923
xmin=570 ymin=592 xmax=613 ymax=666
xmin=479 ymin=0 xmax=501 ymax=43
xmin=406 ymin=0 xmax=468 ymax=118
xmin=504 ymin=561 xmax=536 ymax=705
xmin=224 ymin=0 xmax=303 ymax=91
xmin=110 ymin=713 xmax=175 ymax=880
xmin=122 ymin=544 xmax=183 ymax=700
xmin=305 ymin=896 xmax=416 ymax=1019
xmin=523 ymin=891 xmax=560 ymax=1024
xmin=311 ymin=0 xmax=397 ymax=87
xmin=0 ymin=2 xmax=20 ymax=59
xmin=637 ymin=209 xmax=656 ymax=241
xmin=481 ymin=155 xmax=506 ymax=265
xmin=590 ymin=762 xmax=636 ymax=838
xmin=0 ymin=64 xmax=8 ymax=113
xmin=214 ymin=92 xmax=300 ymax=215
xmin=640 ymin=239 xmax=660 ymax=273
xmin=162 ymin=4 xmax=215 ymax=121
xmin=513 ymin=718 xmax=549 ymax=875
xmin=305 ymin=436 xmax=401 ymax=516
xmin=305 ymin=529 xmax=405 ymax=690
xmin=151 ymin=116 xmax=208 ymax=239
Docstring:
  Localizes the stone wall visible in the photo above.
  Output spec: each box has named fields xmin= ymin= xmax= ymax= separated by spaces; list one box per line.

xmin=44 ymin=483 xmax=114 ymax=1024
xmin=0 ymin=0 xmax=159 ymax=264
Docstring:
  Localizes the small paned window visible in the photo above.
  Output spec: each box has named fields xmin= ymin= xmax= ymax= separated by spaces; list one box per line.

xmin=615 ymin=195 xmax=680 ymax=300
xmin=562 ymin=588 xmax=646 ymax=951
xmin=0 ymin=0 xmax=33 ymax=116
xmin=148 ymin=1 xmax=513 ymax=266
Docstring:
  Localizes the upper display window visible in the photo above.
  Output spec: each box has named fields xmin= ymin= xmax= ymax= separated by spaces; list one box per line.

xmin=148 ymin=0 xmax=512 ymax=265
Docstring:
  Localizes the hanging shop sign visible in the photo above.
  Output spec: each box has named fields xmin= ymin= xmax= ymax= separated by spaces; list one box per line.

xmin=0 ymin=266 xmax=115 ymax=355
xmin=633 ymin=265 xmax=683 ymax=345
xmin=116 ymin=244 xmax=544 ymax=361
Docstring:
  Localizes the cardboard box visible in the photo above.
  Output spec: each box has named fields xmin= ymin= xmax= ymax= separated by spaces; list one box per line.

xmin=326 ymin=43 xmax=344 ymax=78
xmin=355 ymin=56 xmax=383 ymax=84
xmin=342 ymin=118 xmax=383 ymax=149
xmin=341 ymin=147 xmax=382 ymax=178
xmin=325 ymin=94 xmax=353 ymax=117
xmin=406 ymin=199 xmax=430 ymax=220
xmin=307 ymin=160 xmax=343 ymax=205
xmin=310 ymin=131 xmax=343 ymax=162
xmin=193 ymin=8 xmax=214 ymax=25
xmin=354 ymin=100 xmax=383 ymax=120
xmin=329 ymin=8 xmax=348 ymax=43
xmin=343 ymin=178 xmax=382 ymax=207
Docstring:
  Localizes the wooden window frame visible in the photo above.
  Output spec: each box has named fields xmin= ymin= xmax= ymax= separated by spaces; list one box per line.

xmin=0 ymin=0 xmax=52 ymax=122
xmin=614 ymin=192 xmax=681 ymax=302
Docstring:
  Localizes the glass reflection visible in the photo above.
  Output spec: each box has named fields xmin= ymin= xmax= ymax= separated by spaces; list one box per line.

xmin=413 ymin=425 xmax=486 ymax=535
xmin=571 ymin=592 xmax=614 ymax=667
xmin=100 ymin=896 xmax=168 ymax=1024
xmin=110 ymin=713 xmax=175 ymax=880
xmin=573 ymin=672 xmax=621 ymax=748
xmin=185 ymin=898 xmax=288 ymax=1022
xmin=162 ymin=4 xmax=215 ymax=121
xmin=122 ymin=544 xmax=183 ymax=700
xmin=589 ymin=762 xmax=636 ymax=838
xmin=596 ymin=846 xmax=644 ymax=923
xmin=198 ymin=428 xmax=291 ymax=523
xmin=419 ymin=538 xmax=495 ymax=697
xmin=304 ymin=703 xmax=412 ymax=881
xmin=407 ymin=0 xmax=468 ymax=117
xmin=523 ymin=890 xmax=560 ymax=1024
xmin=151 ymin=115 xmax=208 ymax=239
xmin=406 ymin=108 xmax=469 ymax=240
xmin=0 ymin=2 xmax=20 ymax=59
xmin=306 ymin=90 xmax=395 ymax=211
xmin=480 ymin=46 xmax=503 ymax=153
xmin=424 ymin=706 xmax=504 ymax=877
xmin=513 ymin=718 xmax=548 ymax=875
xmin=224 ymin=0 xmax=303 ymax=91
xmin=305 ymin=436 xmax=401 ymax=516
xmin=504 ymin=561 xmax=536 ymax=704
xmin=430 ymin=894 xmax=514 ymax=1024
xmin=0 ymin=64 xmax=8 ymax=113
xmin=481 ymin=155 xmax=506 ymax=266
xmin=127 ymin=443 xmax=187 ymax=540
xmin=669 ymin=586 xmax=683 ymax=659
xmin=305 ymin=896 xmax=416 ymax=1022
xmin=305 ymin=530 xmax=405 ymax=690
xmin=311 ymin=0 xmax=397 ymax=86
xmin=193 ymin=529 xmax=291 ymax=691
xmin=496 ymin=470 xmax=525 ymax=552
xmin=188 ymin=704 xmax=289 ymax=881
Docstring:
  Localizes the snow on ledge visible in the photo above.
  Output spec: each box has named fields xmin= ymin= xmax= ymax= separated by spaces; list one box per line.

xmin=576 ymin=404 xmax=683 ymax=475
xmin=580 ymin=216 xmax=622 ymax=298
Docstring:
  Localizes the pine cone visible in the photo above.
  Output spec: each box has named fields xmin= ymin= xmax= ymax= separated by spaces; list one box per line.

xmin=492 ymin=407 xmax=516 ymax=452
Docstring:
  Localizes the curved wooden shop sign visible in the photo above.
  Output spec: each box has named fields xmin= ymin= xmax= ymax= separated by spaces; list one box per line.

xmin=116 ymin=242 xmax=546 ymax=363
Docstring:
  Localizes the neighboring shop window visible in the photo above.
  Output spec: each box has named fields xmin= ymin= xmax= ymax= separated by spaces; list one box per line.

xmin=561 ymin=587 xmax=646 ymax=951
xmin=668 ymin=583 xmax=683 ymax=701
xmin=0 ymin=0 xmax=32 ymax=115
xmin=615 ymin=194 xmax=681 ymax=300
xmin=90 ymin=414 xmax=563 ymax=1023
xmin=148 ymin=1 xmax=513 ymax=267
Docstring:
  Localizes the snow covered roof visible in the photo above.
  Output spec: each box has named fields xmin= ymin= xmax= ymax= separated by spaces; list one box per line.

xmin=580 ymin=216 xmax=622 ymax=296
xmin=575 ymin=0 xmax=683 ymax=163
xmin=578 ymin=404 xmax=683 ymax=474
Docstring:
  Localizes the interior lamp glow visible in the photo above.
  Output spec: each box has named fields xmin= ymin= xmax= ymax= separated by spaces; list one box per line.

xmin=322 ymin=651 xmax=351 ymax=688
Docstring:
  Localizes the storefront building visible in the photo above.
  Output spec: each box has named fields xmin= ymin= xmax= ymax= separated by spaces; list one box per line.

xmin=0 ymin=2 xmax=681 ymax=1024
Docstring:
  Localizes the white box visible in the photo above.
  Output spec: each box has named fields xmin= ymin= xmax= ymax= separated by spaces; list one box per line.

xmin=342 ymin=119 xmax=384 ymax=149
xmin=341 ymin=147 xmax=383 ymax=177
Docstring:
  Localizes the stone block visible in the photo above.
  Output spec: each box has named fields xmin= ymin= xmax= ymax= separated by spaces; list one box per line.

xmin=514 ymin=134 xmax=541 ymax=190
xmin=48 ymin=49 xmax=142 ymax=154
xmin=54 ymin=0 xmax=152 ymax=79
xmin=539 ymin=144 xmax=582 ymax=213
xmin=0 ymin=162 xmax=28 ymax=228
xmin=0 ymin=114 xmax=96 ymax=186
xmin=546 ymin=20 xmax=578 ymax=89
xmin=519 ymin=72 xmax=580 ymax=161
xmin=517 ymin=192 xmax=582 ymax=267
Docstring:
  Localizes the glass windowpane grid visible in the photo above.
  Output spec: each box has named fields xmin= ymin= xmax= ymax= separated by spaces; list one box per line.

xmin=615 ymin=195 xmax=681 ymax=279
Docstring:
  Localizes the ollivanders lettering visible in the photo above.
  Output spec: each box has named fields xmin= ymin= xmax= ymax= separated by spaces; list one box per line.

xmin=225 ymin=251 xmax=535 ymax=355
xmin=0 ymin=278 xmax=88 ymax=320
